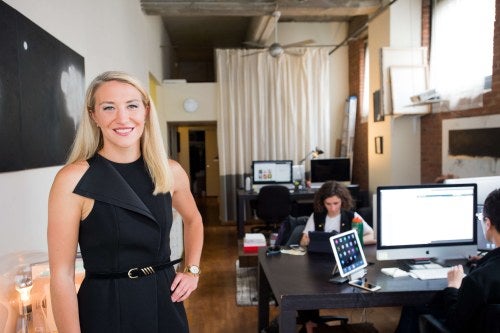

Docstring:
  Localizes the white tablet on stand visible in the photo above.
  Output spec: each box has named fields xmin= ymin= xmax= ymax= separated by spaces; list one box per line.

xmin=329 ymin=230 xmax=380 ymax=291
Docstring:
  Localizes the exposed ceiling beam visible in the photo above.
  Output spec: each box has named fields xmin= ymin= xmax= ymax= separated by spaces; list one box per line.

xmin=246 ymin=15 xmax=276 ymax=45
xmin=141 ymin=0 xmax=276 ymax=16
xmin=141 ymin=0 xmax=385 ymax=65
xmin=141 ymin=0 xmax=382 ymax=19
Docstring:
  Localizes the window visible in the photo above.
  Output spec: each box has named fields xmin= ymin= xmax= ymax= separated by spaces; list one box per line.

xmin=430 ymin=0 xmax=494 ymax=111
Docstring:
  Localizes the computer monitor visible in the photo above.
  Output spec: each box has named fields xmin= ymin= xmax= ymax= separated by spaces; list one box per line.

xmin=376 ymin=183 xmax=477 ymax=263
xmin=444 ymin=175 xmax=500 ymax=206
xmin=251 ymin=160 xmax=293 ymax=184
xmin=310 ymin=158 xmax=350 ymax=183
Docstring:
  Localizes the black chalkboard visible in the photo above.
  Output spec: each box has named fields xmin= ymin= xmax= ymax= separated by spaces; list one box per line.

xmin=0 ymin=2 xmax=85 ymax=172
xmin=449 ymin=127 xmax=500 ymax=158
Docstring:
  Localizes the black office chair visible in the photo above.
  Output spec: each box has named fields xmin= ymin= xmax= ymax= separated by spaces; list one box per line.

xmin=357 ymin=206 xmax=373 ymax=228
xmin=251 ymin=185 xmax=292 ymax=234
xmin=419 ymin=304 xmax=500 ymax=333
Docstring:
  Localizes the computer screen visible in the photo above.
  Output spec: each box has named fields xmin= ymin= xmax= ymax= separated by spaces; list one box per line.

xmin=444 ymin=175 xmax=500 ymax=206
xmin=310 ymin=158 xmax=350 ymax=182
xmin=251 ymin=160 xmax=293 ymax=184
xmin=329 ymin=229 xmax=368 ymax=278
xmin=376 ymin=183 xmax=477 ymax=262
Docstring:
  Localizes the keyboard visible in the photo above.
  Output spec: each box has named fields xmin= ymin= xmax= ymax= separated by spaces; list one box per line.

xmin=410 ymin=267 xmax=452 ymax=280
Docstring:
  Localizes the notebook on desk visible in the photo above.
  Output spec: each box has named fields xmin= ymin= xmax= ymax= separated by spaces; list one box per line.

xmin=308 ymin=231 xmax=338 ymax=254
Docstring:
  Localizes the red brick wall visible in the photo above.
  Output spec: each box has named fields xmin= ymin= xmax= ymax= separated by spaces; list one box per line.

xmin=348 ymin=1 xmax=499 ymax=188
xmin=420 ymin=0 xmax=500 ymax=183
xmin=348 ymin=38 xmax=369 ymax=192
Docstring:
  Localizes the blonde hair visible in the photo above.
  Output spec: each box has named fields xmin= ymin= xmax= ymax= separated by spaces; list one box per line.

xmin=67 ymin=71 xmax=172 ymax=194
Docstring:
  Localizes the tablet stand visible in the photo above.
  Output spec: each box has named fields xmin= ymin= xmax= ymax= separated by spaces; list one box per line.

xmin=329 ymin=264 xmax=348 ymax=284
xmin=348 ymin=269 xmax=366 ymax=282
xmin=328 ymin=265 xmax=367 ymax=284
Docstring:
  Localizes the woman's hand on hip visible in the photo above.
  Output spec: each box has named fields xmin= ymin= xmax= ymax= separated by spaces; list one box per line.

xmin=170 ymin=272 xmax=199 ymax=302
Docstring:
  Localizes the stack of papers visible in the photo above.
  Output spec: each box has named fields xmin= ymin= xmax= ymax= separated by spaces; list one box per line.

xmin=243 ymin=233 xmax=266 ymax=253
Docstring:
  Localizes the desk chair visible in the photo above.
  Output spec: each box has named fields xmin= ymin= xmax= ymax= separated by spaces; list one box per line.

xmin=419 ymin=304 xmax=500 ymax=333
xmin=357 ymin=206 xmax=373 ymax=228
xmin=251 ymin=185 xmax=292 ymax=234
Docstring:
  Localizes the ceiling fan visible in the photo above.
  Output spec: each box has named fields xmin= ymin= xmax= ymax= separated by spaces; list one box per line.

xmin=243 ymin=11 xmax=315 ymax=57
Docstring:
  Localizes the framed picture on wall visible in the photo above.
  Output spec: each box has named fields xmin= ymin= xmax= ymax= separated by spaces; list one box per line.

xmin=373 ymin=90 xmax=384 ymax=122
xmin=375 ymin=136 xmax=383 ymax=154
xmin=0 ymin=1 xmax=85 ymax=173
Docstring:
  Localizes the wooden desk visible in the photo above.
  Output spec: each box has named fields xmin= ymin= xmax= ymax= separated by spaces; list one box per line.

xmin=257 ymin=246 xmax=461 ymax=333
xmin=236 ymin=185 xmax=359 ymax=239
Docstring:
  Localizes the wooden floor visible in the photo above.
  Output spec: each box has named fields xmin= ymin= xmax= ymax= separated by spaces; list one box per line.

xmin=184 ymin=197 xmax=402 ymax=333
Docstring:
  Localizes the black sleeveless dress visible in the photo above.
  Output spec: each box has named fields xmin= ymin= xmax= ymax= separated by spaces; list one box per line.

xmin=73 ymin=154 xmax=188 ymax=333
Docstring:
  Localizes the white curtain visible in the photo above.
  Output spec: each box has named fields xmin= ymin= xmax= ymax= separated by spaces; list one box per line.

xmin=215 ymin=48 xmax=331 ymax=221
xmin=430 ymin=0 xmax=494 ymax=111
xmin=216 ymin=48 xmax=331 ymax=176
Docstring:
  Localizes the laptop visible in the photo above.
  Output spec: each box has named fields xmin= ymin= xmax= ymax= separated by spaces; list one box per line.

xmin=308 ymin=231 xmax=338 ymax=254
xmin=477 ymin=204 xmax=496 ymax=252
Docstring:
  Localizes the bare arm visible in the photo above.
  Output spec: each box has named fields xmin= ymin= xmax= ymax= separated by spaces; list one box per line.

xmin=48 ymin=162 xmax=88 ymax=333
xmin=169 ymin=160 xmax=204 ymax=302
xmin=362 ymin=223 xmax=376 ymax=245
xmin=356 ymin=213 xmax=376 ymax=245
xmin=300 ymin=233 xmax=310 ymax=247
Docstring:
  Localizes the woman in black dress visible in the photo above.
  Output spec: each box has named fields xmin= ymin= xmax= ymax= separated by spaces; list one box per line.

xmin=48 ymin=71 xmax=203 ymax=332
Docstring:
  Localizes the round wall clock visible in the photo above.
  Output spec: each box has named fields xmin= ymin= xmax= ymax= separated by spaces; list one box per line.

xmin=183 ymin=98 xmax=199 ymax=113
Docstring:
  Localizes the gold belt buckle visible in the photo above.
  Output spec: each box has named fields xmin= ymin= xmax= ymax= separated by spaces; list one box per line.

xmin=128 ymin=268 xmax=139 ymax=279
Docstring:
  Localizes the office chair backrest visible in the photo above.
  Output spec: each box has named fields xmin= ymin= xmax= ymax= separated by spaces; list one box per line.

xmin=256 ymin=185 xmax=292 ymax=222
xmin=479 ymin=304 xmax=500 ymax=333
xmin=419 ymin=303 xmax=500 ymax=333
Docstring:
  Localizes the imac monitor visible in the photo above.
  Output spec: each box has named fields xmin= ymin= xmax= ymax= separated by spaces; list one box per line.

xmin=444 ymin=175 xmax=500 ymax=207
xmin=252 ymin=160 xmax=293 ymax=184
xmin=310 ymin=158 xmax=350 ymax=183
xmin=329 ymin=229 xmax=368 ymax=278
xmin=376 ymin=183 xmax=477 ymax=262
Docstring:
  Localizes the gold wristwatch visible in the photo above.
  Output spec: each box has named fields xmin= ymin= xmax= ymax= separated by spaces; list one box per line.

xmin=184 ymin=265 xmax=201 ymax=277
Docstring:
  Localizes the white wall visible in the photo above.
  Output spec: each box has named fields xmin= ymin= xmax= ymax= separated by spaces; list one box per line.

xmin=161 ymin=82 xmax=218 ymax=123
xmin=0 ymin=0 xmax=167 ymax=256
xmin=368 ymin=0 xmax=423 ymax=193
xmin=368 ymin=7 xmax=392 ymax=191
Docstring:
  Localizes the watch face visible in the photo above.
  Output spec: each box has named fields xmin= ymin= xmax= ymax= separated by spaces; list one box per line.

xmin=189 ymin=265 xmax=200 ymax=274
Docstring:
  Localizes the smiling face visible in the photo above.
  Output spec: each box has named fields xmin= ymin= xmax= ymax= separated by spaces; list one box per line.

xmin=90 ymin=80 xmax=148 ymax=158
xmin=323 ymin=195 xmax=342 ymax=217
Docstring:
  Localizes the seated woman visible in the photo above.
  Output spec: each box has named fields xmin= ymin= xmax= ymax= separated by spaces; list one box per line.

xmin=395 ymin=188 xmax=500 ymax=333
xmin=298 ymin=180 xmax=375 ymax=333
xmin=300 ymin=180 xmax=375 ymax=247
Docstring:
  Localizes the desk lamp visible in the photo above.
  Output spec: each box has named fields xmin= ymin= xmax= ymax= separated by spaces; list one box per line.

xmin=298 ymin=147 xmax=324 ymax=164
xmin=294 ymin=147 xmax=324 ymax=187
xmin=15 ymin=265 xmax=33 ymax=333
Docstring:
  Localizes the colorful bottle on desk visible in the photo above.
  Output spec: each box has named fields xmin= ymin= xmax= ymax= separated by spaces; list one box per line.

xmin=352 ymin=215 xmax=364 ymax=247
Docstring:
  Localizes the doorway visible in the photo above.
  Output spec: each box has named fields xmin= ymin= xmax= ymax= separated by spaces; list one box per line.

xmin=167 ymin=122 xmax=219 ymax=198
xmin=189 ymin=130 xmax=206 ymax=196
